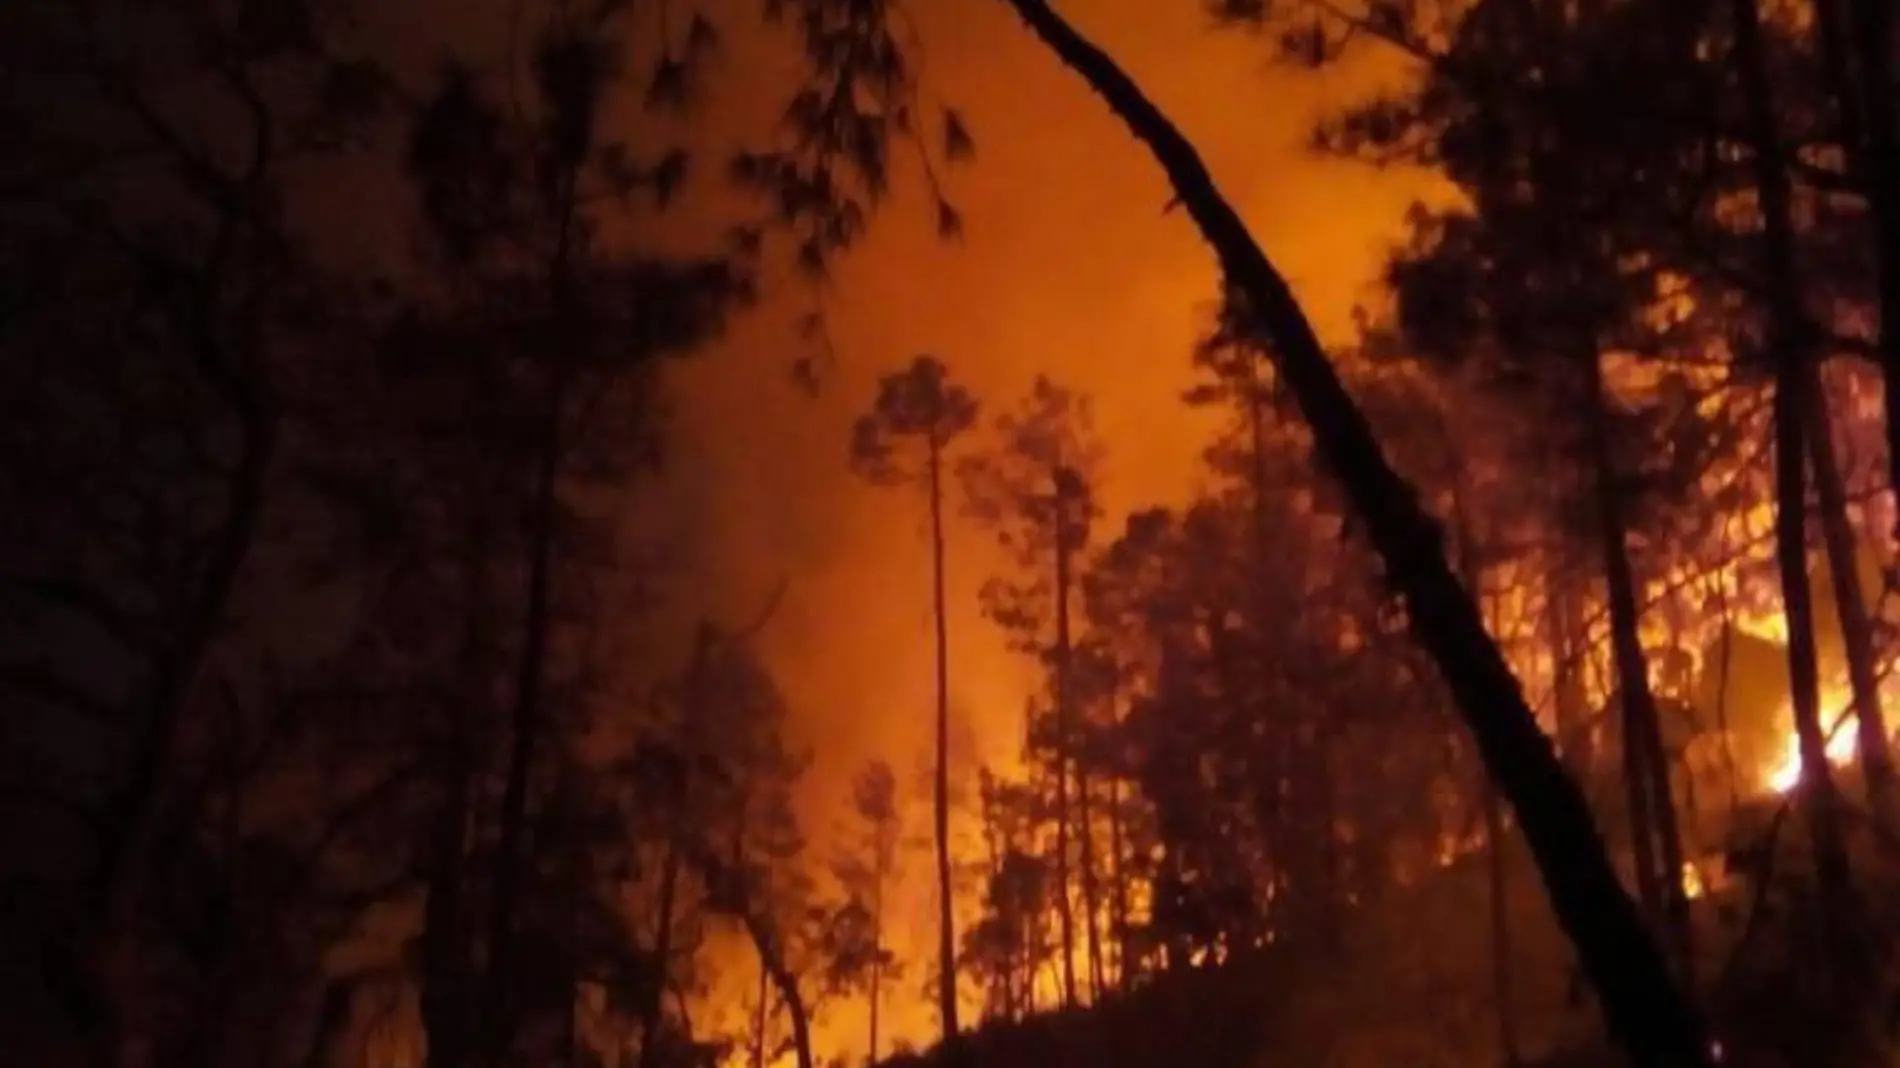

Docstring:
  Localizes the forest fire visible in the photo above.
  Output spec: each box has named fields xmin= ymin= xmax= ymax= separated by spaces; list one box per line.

xmin=13 ymin=1 xmax=1900 ymax=1068
xmin=1763 ymin=715 xmax=1860 ymax=794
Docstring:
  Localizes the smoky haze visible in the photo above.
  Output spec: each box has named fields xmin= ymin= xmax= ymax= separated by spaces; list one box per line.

xmin=645 ymin=5 xmax=1437 ymax=1053
xmin=96 ymin=0 xmax=1440 ymax=1054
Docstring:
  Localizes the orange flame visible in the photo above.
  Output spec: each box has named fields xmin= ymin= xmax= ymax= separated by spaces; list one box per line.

xmin=1763 ymin=690 xmax=1859 ymax=794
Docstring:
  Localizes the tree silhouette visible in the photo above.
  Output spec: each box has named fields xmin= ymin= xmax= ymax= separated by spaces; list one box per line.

xmin=23 ymin=0 xmax=1900 ymax=1065
xmin=1350 ymin=1 xmax=1717 ymax=972
xmin=833 ymin=759 xmax=905 ymax=1064
xmin=1724 ymin=0 xmax=1867 ymax=996
xmin=985 ymin=2 xmax=1710 ymax=1064
xmin=849 ymin=354 xmax=980 ymax=1054
xmin=960 ymin=375 xmax=1106 ymax=1006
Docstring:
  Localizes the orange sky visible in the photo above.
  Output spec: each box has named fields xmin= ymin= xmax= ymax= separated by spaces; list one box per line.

xmin=664 ymin=0 xmax=1441 ymax=784
xmin=644 ymin=1 xmax=1447 ymax=1057
xmin=319 ymin=0 xmax=1448 ymax=1056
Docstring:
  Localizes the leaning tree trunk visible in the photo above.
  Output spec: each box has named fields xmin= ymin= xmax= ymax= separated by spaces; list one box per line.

xmin=740 ymin=911 xmax=815 ymax=1068
xmin=996 ymin=3 xmax=1710 ymax=1065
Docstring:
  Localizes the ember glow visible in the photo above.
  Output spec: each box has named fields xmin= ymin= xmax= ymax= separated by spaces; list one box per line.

xmin=1680 ymin=863 xmax=1705 ymax=901
xmin=1762 ymin=690 xmax=1859 ymax=794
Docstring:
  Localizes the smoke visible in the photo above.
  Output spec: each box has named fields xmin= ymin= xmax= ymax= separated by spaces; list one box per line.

xmin=634 ymin=3 xmax=1444 ymax=1057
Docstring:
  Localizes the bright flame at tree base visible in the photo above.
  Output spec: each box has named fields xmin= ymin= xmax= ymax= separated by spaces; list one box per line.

xmin=1764 ymin=718 xmax=1859 ymax=794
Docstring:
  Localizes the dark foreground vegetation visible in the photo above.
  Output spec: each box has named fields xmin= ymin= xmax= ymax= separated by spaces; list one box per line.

xmin=8 ymin=1 xmax=1900 ymax=1067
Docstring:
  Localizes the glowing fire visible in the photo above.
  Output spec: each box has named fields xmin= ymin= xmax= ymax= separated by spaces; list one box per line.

xmin=1763 ymin=714 xmax=1859 ymax=793
xmin=1680 ymin=863 xmax=1705 ymax=901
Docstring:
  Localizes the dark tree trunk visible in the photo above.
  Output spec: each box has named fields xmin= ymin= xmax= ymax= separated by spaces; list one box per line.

xmin=484 ymin=139 xmax=584 ymax=1062
xmin=742 ymin=913 xmax=815 ymax=1068
xmin=1772 ymin=361 xmax=1862 ymax=965
xmin=637 ymin=845 xmax=682 ymax=1068
xmin=1052 ymin=490 xmax=1078 ymax=1008
xmin=1850 ymin=0 xmax=1900 ymax=531
xmin=88 ymin=68 xmax=283 ymax=1068
xmin=1107 ymin=775 xmax=1132 ymax=987
xmin=420 ymin=730 xmax=475 ymax=1068
xmin=483 ymin=375 xmax=566 ymax=1065
xmin=641 ymin=628 xmax=716 ymax=1068
xmin=1804 ymin=380 xmax=1898 ymax=817
xmin=421 ymin=524 xmax=495 ymax=1068
xmin=1075 ymin=764 xmax=1104 ymax=998
xmin=299 ymin=976 xmax=360 ymax=1068
xmin=1245 ymin=358 xmax=1301 ymax=943
xmin=869 ymin=859 xmax=883 ymax=1065
xmin=1581 ymin=351 xmax=1692 ymax=979
xmin=99 ymin=416 xmax=272 ymax=910
xmin=996 ymin=3 xmax=1710 ymax=1065
xmin=420 ymin=786 xmax=472 ymax=1068
xmin=98 ymin=399 xmax=274 ymax=1068
xmin=1544 ymin=575 xmax=1591 ymax=778
xmin=1449 ymin=474 xmax=1522 ymax=1068
xmin=1808 ymin=0 xmax=1900 ymax=832
xmin=1711 ymin=592 xmax=1742 ymax=812
xmin=926 ymin=438 xmax=962 ymax=1053
xmin=1814 ymin=0 xmax=1900 ymax=522
xmin=1729 ymin=0 xmax=1864 ymax=982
